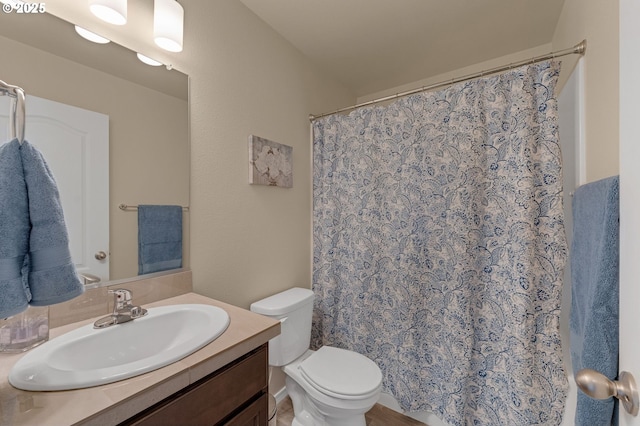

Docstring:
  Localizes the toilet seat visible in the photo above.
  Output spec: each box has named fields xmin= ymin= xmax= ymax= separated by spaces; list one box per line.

xmin=298 ymin=346 xmax=382 ymax=400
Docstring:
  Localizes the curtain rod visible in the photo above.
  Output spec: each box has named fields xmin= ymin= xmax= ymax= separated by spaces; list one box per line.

xmin=309 ymin=40 xmax=586 ymax=121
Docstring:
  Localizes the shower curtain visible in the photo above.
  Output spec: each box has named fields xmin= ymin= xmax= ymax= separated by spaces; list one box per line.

xmin=312 ymin=61 xmax=568 ymax=426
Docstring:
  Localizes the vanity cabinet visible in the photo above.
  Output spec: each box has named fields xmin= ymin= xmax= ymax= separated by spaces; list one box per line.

xmin=121 ymin=344 xmax=268 ymax=426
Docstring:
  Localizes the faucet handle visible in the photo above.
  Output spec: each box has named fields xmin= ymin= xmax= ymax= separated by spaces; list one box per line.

xmin=130 ymin=305 xmax=148 ymax=319
xmin=108 ymin=289 xmax=133 ymax=312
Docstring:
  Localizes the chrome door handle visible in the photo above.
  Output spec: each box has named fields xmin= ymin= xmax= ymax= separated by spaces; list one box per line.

xmin=576 ymin=368 xmax=639 ymax=416
xmin=95 ymin=251 xmax=107 ymax=260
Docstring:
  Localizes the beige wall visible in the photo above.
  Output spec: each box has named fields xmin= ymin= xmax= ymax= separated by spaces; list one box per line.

xmin=40 ymin=1 xmax=354 ymax=308
xmin=357 ymin=44 xmax=552 ymax=104
xmin=183 ymin=1 xmax=354 ymax=308
xmin=0 ymin=35 xmax=189 ymax=280
xmin=552 ymin=0 xmax=619 ymax=182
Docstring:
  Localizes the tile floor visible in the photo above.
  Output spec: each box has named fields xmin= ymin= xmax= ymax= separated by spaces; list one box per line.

xmin=275 ymin=396 xmax=427 ymax=426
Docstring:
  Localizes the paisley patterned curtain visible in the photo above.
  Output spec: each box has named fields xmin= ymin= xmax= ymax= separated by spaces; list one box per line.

xmin=311 ymin=61 xmax=568 ymax=426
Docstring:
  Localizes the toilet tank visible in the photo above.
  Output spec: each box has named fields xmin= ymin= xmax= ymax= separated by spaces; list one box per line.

xmin=250 ymin=287 xmax=315 ymax=366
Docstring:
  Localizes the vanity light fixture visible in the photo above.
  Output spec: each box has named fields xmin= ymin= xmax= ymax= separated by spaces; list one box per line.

xmin=75 ymin=26 xmax=111 ymax=44
xmin=153 ymin=0 xmax=184 ymax=52
xmin=89 ymin=0 xmax=127 ymax=26
xmin=136 ymin=53 xmax=163 ymax=67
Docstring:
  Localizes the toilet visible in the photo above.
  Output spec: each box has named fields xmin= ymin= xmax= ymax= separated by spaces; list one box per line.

xmin=250 ymin=287 xmax=382 ymax=426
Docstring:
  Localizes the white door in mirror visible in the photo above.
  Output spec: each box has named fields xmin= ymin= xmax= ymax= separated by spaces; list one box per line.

xmin=0 ymin=95 xmax=110 ymax=281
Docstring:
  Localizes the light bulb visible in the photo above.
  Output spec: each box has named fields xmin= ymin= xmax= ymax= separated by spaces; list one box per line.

xmin=154 ymin=0 xmax=184 ymax=52
xmin=75 ymin=26 xmax=111 ymax=44
xmin=89 ymin=0 xmax=127 ymax=26
xmin=137 ymin=53 xmax=163 ymax=67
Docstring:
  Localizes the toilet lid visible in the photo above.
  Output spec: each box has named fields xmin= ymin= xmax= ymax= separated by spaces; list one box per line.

xmin=299 ymin=346 xmax=382 ymax=398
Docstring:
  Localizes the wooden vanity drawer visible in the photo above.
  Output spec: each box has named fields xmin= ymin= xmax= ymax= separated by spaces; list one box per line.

xmin=225 ymin=393 xmax=268 ymax=426
xmin=123 ymin=344 xmax=268 ymax=426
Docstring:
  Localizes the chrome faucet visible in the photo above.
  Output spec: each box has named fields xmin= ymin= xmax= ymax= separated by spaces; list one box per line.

xmin=94 ymin=289 xmax=148 ymax=329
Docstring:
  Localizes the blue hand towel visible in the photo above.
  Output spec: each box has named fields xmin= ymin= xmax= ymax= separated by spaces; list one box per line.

xmin=0 ymin=139 xmax=30 ymax=318
xmin=570 ymin=176 xmax=619 ymax=426
xmin=138 ymin=205 xmax=183 ymax=275
xmin=20 ymin=141 xmax=84 ymax=306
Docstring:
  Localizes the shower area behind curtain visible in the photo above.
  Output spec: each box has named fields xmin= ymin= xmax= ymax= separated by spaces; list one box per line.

xmin=312 ymin=61 xmax=568 ymax=426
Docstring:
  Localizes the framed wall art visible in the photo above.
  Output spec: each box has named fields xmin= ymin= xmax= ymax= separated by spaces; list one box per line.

xmin=248 ymin=135 xmax=293 ymax=188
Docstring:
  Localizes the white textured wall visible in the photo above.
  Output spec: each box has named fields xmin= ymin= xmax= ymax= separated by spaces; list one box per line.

xmin=183 ymin=1 xmax=354 ymax=307
xmin=357 ymin=44 xmax=552 ymax=104
xmin=552 ymin=0 xmax=619 ymax=182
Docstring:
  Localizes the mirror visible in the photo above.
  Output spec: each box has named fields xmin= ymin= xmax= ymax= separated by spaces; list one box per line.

xmin=0 ymin=11 xmax=189 ymax=284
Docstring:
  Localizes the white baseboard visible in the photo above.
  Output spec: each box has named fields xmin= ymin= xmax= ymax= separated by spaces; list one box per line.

xmin=272 ymin=385 xmax=288 ymax=404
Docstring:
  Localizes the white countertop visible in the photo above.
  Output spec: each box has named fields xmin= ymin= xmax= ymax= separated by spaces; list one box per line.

xmin=0 ymin=293 xmax=280 ymax=426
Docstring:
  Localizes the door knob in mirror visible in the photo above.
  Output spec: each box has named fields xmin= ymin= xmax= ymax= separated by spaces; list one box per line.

xmin=576 ymin=368 xmax=639 ymax=416
xmin=95 ymin=251 xmax=107 ymax=261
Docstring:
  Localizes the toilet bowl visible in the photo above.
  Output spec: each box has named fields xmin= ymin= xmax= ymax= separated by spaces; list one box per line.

xmin=250 ymin=288 xmax=382 ymax=426
xmin=285 ymin=347 xmax=382 ymax=426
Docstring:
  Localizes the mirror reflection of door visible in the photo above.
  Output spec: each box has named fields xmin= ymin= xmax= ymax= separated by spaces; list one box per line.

xmin=0 ymin=94 xmax=109 ymax=282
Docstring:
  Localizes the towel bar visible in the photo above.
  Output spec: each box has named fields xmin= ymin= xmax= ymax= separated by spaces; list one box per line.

xmin=119 ymin=204 xmax=189 ymax=212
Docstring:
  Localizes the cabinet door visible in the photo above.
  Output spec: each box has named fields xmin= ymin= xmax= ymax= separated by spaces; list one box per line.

xmin=224 ymin=394 xmax=268 ymax=426
xmin=123 ymin=345 xmax=268 ymax=426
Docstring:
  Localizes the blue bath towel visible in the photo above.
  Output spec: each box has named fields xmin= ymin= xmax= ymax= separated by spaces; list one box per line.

xmin=570 ymin=176 xmax=619 ymax=426
xmin=0 ymin=139 xmax=31 ymax=318
xmin=138 ymin=205 xmax=183 ymax=275
xmin=20 ymin=141 xmax=84 ymax=306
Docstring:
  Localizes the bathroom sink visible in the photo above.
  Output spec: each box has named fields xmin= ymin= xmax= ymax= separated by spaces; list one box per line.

xmin=9 ymin=304 xmax=230 ymax=391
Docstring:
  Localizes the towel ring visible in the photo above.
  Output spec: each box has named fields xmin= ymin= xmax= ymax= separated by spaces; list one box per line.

xmin=0 ymin=80 xmax=26 ymax=144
